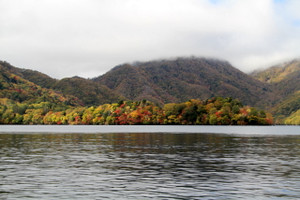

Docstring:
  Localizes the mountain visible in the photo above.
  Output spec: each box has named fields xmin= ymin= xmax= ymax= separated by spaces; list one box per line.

xmin=270 ymin=91 xmax=300 ymax=123
xmin=52 ymin=76 xmax=125 ymax=106
xmin=0 ymin=61 xmax=57 ymax=89
xmin=0 ymin=62 xmax=81 ymax=106
xmin=251 ymin=60 xmax=300 ymax=123
xmin=1 ymin=57 xmax=299 ymax=124
xmin=251 ymin=59 xmax=300 ymax=84
xmin=284 ymin=109 xmax=300 ymax=125
xmin=0 ymin=61 xmax=124 ymax=106
xmin=251 ymin=59 xmax=300 ymax=96
xmin=94 ymin=57 xmax=275 ymax=107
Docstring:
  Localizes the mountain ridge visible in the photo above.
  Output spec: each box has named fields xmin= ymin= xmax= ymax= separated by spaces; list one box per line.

xmin=0 ymin=62 xmax=82 ymax=107
xmin=251 ymin=59 xmax=300 ymax=123
xmin=0 ymin=61 xmax=124 ymax=106
xmin=1 ymin=57 xmax=299 ymax=124
xmin=94 ymin=57 xmax=275 ymax=108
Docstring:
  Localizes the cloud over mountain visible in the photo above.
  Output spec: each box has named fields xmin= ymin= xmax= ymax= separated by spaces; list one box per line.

xmin=0 ymin=0 xmax=299 ymax=78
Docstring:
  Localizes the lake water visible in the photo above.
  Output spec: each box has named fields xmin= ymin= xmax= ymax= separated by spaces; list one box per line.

xmin=0 ymin=126 xmax=299 ymax=199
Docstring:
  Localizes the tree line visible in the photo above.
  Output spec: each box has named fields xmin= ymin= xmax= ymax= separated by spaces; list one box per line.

xmin=0 ymin=97 xmax=273 ymax=125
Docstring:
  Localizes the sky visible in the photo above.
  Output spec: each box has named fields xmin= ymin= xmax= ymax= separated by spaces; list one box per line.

xmin=0 ymin=0 xmax=300 ymax=79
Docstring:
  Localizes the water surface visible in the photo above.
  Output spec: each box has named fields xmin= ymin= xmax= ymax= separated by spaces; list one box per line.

xmin=1 ymin=125 xmax=299 ymax=135
xmin=0 ymin=127 xmax=299 ymax=199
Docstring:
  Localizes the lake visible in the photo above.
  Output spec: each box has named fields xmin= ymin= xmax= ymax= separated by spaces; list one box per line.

xmin=0 ymin=126 xmax=299 ymax=199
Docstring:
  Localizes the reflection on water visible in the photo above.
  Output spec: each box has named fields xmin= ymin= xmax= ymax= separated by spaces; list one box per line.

xmin=0 ymin=133 xmax=299 ymax=199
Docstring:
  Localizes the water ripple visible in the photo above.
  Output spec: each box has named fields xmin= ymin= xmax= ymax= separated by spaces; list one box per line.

xmin=0 ymin=132 xmax=299 ymax=199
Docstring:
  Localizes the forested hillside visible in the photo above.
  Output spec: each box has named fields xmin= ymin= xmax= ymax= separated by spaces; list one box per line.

xmin=0 ymin=61 xmax=124 ymax=106
xmin=0 ymin=57 xmax=299 ymax=124
xmin=0 ymin=62 xmax=81 ymax=107
xmin=94 ymin=57 xmax=275 ymax=108
xmin=251 ymin=60 xmax=300 ymax=124
xmin=251 ymin=59 xmax=300 ymax=84
xmin=0 ymin=61 xmax=57 ymax=89
xmin=52 ymin=77 xmax=125 ymax=106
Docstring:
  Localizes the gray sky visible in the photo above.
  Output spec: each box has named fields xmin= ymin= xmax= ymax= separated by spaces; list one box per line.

xmin=0 ymin=0 xmax=300 ymax=79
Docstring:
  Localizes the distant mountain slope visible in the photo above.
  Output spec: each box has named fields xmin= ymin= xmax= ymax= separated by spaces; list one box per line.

xmin=0 ymin=61 xmax=124 ymax=106
xmin=251 ymin=60 xmax=300 ymax=123
xmin=0 ymin=61 xmax=57 ymax=89
xmin=94 ymin=57 xmax=275 ymax=107
xmin=52 ymin=76 xmax=125 ymax=106
xmin=270 ymin=90 xmax=300 ymax=123
xmin=0 ymin=62 xmax=81 ymax=106
xmin=251 ymin=59 xmax=300 ymax=83
xmin=251 ymin=60 xmax=300 ymax=96
xmin=284 ymin=109 xmax=300 ymax=125
xmin=2 ymin=57 xmax=299 ymax=124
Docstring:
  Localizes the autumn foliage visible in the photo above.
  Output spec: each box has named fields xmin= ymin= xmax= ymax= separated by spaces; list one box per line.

xmin=0 ymin=97 xmax=273 ymax=125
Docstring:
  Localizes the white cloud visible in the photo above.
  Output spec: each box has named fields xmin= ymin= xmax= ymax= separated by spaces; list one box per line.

xmin=0 ymin=0 xmax=299 ymax=78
